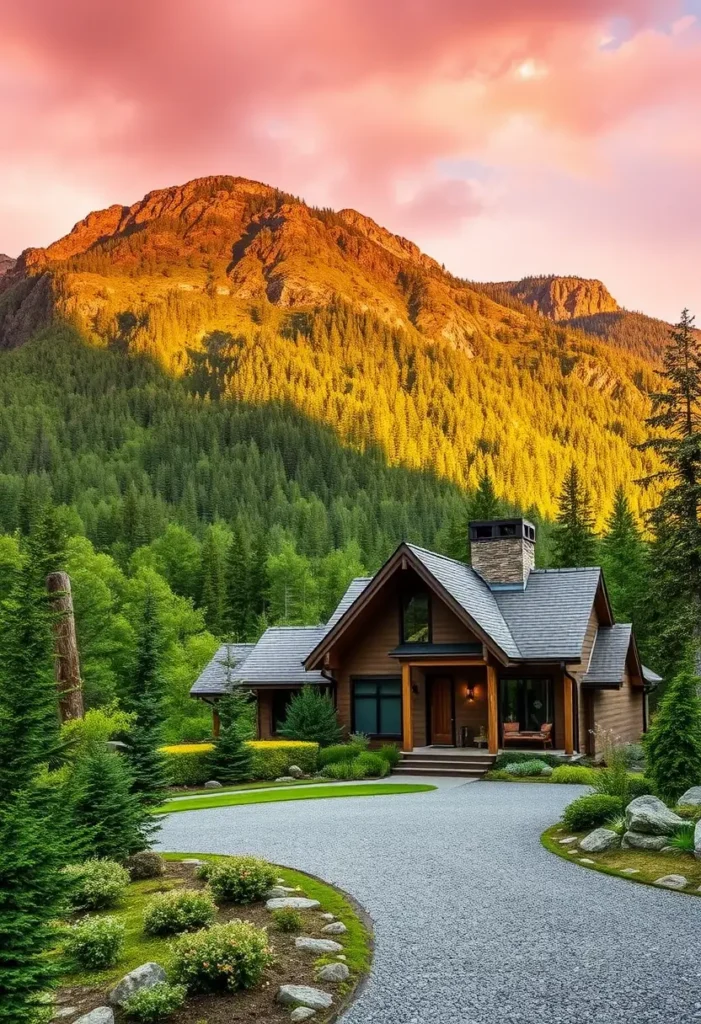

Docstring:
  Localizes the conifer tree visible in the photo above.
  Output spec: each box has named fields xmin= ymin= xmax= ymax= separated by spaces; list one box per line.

xmin=225 ymin=524 xmax=252 ymax=641
xmin=207 ymin=690 xmax=254 ymax=784
xmin=69 ymin=746 xmax=149 ymax=860
xmin=200 ymin=527 xmax=226 ymax=634
xmin=552 ymin=465 xmax=597 ymax=567
xmin=278 ymin=687 xmax=342 ymax=746
xmin=600 ymin=486 xmax=649 ymax=628
xmin=248 ymin=531 xmax=269 ymax=625
xmin=644 ymin=667 xmax=701 ymax=803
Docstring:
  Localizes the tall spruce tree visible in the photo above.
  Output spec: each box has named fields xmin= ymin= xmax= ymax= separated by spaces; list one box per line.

xmin=600 ymin=486 xmax=650 ymax=629
xmin=70 ymin=747 xmax=149 ymax=860
xmin=225 ymin=524 xmax=253 ymax=641
xmin=644 ymin=666 xmax=701 ymax=803
xmin=207 ymin=690 xmax=254 ymax=784
xmin=552 ymin=465 xmax=597 ymax=567
xmin=442 ymin=473 xmax=504 ymax=562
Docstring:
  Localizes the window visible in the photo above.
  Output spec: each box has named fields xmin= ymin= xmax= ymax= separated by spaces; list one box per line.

xmin=272 ymin=689 xmax=300 ymax=734
xmin=352 ymin=678 xmax=402 ymax=737
xmin=500 ymin=677 xmax=552 ymax=732
xmin=401 ymin=589 xmax=431 ymax=643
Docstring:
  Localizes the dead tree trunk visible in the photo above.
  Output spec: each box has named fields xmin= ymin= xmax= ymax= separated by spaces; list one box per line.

xmin=47 ymin=571 xmax=84 ymax=722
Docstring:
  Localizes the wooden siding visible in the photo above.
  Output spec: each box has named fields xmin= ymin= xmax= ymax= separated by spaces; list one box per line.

xmin=592 ymin=670 xmax=645 ymax=753
xmin=257 ymin=690 xmax=274 ymax=740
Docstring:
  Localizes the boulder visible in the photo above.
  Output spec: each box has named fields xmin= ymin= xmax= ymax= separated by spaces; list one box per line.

xmin=579 ymin=828 xmax=620 ymax=853
xmin=278 ymin=985 xmax=333 ymax=1010
xmin=295 ymin=937 xmax=343 ymax=954
xmin=288 ymin=765 xmax=304 ymax=779
xmin=204 ymin=780 xmax=223 ymax=788
xmin=319 ymin=912 xmax=335 ymax=921
xmin=266 ymin=885 xmax=300 ymax=899
xmin=266 ymin=897 xmax=320 ymax=911
xmin=322 ymin=922 xmax=347 ymax=935
xmin=316 ymin=962 xmax=350 ymax=983
xmin=654 ymin=874 xmax=688 ymax=889
xmin=291 ymin=1009 xmax=317 ymax=1022
xmin=678 ymin=786 xmax=701 ymax=807
xmin=695 ymin=819 xmax=701 ymax=861
xmin=621 ymin=831 xmax=671 ymax=851
xmin=73 ymin=1010 xmax=114 ymax=1024
xmin=624 ymin=795 xmax=683 ymax=836
xmin=108 ymin=963 xmax=167 ymax=1006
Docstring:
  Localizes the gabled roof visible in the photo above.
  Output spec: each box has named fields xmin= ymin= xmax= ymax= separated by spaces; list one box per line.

xmin=324 ymin=577 xmax=372 ymax=633
xmin=642 ymin=664 xmax=662 ymax=688
xmin=231 ymin=626 xmax=327 ymax=686
xmin=582 ymin=623 xmax=632 ymax=685
xmin=190 ymin=642 xmax=255 ymax=695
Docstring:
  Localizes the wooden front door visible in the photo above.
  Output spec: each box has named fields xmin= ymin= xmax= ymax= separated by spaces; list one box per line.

xmin=430 ymin=677 xmax=454 ymax=745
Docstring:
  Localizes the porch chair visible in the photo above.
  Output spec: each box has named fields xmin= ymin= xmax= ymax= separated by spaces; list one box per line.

xmin=502 ymin=721 xmax=553 ymax=750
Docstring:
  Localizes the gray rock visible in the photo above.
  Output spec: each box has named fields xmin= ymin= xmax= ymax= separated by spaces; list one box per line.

xmin=276 ymin=776 xmax=296 ymax=782
xmin=558 ymin=836 xmax=578 ymax=844
xmin=290 ymin=1009 xmax=317 ymax=1022
xmin=54 ymin=1008 xmax=78 ymax=1019
xmin=317 ymin=962 xmax=350 ymax=983
xmin=337 ymin=955 xmax=347 ymax=960
xmin=278 ymin=985 xmax=333 ymax=1010
xmin=695 ymin=819 xmax=701 ymax=861
xmin=288 ymin=765 xmax=304 ymax=779
xmin=108 ymin=963 xmax=167 ymax=1006
xmin=621 ymin=867 xmax=640 ymax=874
xmin=319 ymin=912 xmax=335 ymax=921
xmin=622 ymin=831 xmax=672 ymax=851
xmin=73 ymin=1010 xmax=114 ymax=1024
xmin=579 ymin=828 xmax=620 ymax=853
xmin=204 ymin=780 xmax=223 ymax=788
xmin=266 ymin=885 xmax=300 ymax=899
xmin=625 ymin=795 xmax=683 ymax=836
xmin=678 ymin=786 xmax=701 ymax=806
xmin=579 ymin=858 xmax=595 ymax=864
xmin=295 ymin=936 xmax=344 ymax=954
xmin=267 ymin=897 xmax=320 ymax=911
xmin=322 ymin=921 xmax=347 ymax=935
xmin=181 ymin=858 xmax=204 ymax=866
xmin=654 ymin=874 xmax=688 ymax=889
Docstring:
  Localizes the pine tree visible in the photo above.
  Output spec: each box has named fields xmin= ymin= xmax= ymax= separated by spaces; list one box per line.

xmin=69 ymin=747 xmax=149 ymax=860
xmin=278 ymin=687 xmax=342 ymax=746
xmin=207 ymin=691 xmax=254 ymax=784
xmin=600 ymin=486 xmax=650 ymax=628
xmin=644 ymin=667 xmax=701 ymax=803
xmin=200 ymin=527 xmax=226 ymax=634
xmin=552 ymin=465 xmax=597 ymax=567
xmin=248 ymin=531 xmax=269 ymax=623
xmin=224 ymin=525 xmax=252 ymax=641
xmin=469 ymin=473 xmax=502 ymax=521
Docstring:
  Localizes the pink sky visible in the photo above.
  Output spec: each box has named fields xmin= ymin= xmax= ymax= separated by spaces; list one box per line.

xmin=1 ymin=0 xmax=700 ymax=321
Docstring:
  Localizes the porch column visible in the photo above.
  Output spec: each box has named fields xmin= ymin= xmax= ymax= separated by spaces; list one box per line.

xmin=487 ymin=662 xmax=499 ymax=755
xmin=401 ymin=662 xmax=414 ymax=751
xmin=212 ymin=706 xmax=221 ymax=739
xmin=564 ymin=675 xmax=574 ymax=755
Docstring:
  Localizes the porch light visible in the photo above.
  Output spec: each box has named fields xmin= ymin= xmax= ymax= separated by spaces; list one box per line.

xmin=465 ymin=684 xmax=475 ymax=702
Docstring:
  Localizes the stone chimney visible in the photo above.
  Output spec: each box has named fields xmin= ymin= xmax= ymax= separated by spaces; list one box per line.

xmin=468 ymin=519 xmax=536 ymax=588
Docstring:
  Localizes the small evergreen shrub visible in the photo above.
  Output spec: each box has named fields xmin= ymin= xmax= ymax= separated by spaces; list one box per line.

xmin=205 ymin=856 xmax=276 ymax=904
xmin=494 ymin=751 xmax=563 ymax=770
xmin=622 ymin=743 xmax=646 ymax=769
xmin=69 ymin=747 xmax=150 ymax=859
xmin=65 ymin=915 xmax=125 ymax=970
xmin=322 ymin=759 xmax=368 ymax=780
xmin=550 ymin=765 xmax=597 ymax=785
xmin=143 ymin=888 xmax=217 ymax=935
xmin=277 ymin=687 xmax=343 ymax=747
xmin=377 ymin=743 xmax=401 ymax=768
xmin=317 ymin=742 xmax=365 ymax=768
xmin=122 ymin=981 xmax=187 ymax=1022
xmin=65 ymin=859 xmax=130 ymax=910
xmin=562 ymin=794 xmax=623 ymax=830
xmin=355 ymin=752 xmax=389 ymax=778
xmin=170 ymin=920 xmax=274 ymax=992
xmin=271 ymin=907 xmax=303 ymax=933
xmin=206 ymin=692 xmax=254 ymax=784
xmin=503 ymin=760 xmax=550 ymax=777
xmin=124 ymin=851 xmax=166 ymax=881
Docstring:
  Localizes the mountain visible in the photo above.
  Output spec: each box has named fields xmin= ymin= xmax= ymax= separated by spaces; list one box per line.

xmin=501 ymin=275 xmax=620 ymax=321
xmin=0 ymin=254 xmax=15 ymax=278
xmin=0 ymin=175 xmax=665 ymax=525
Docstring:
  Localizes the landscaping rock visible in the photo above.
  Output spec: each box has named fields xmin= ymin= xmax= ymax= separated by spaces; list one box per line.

xmin=181 ymin=858 xmax=204 ymax=866
xmin=276 ymin=776 xmax=296 ymax=782
xmin=267 ymin=897 xmax=320 ymax=911
xmin=73 ymin=1010 xmax=114 ymax=1024
xmin=288 ymin=765 xmax=304 ymax=779
xmin=579 ymin=858 xmax=595 ymax=864
xmin=295 ymin=937 xmax=344 ymax=954
xmin=621 ymin=868 xmax=640 ymax=874
xmin=558 ymin=836 xmax=578 ymax=845
xmin=317 ymin=962 xmax=350 ymax=983
xmin=54 ymin=1008 xmax=78 ymax=1018
xmin=290 ymin=1009 xmax=317 ymax=1022
xmin=320 ymin=912 xmax=335 ymax=921
xmin=654 ymin=874 xmax=688 ymax=889
xmin=322 ymin=921 xmax=347 ymax=935
xmin=622 ymin=831 xmax=672 ymax=851
xmin=108 ymin=963 xmax=167 ymax=1006
xmin=266 ymin=885 xmax=300 ymax=899
xmin=678 ymin=786 xmax=701 ymax=807
xmin=625 ymin=795 xmax=683 ymax=836
xmin=579 ymin=828 xmax=620 ymax=853
xmin=204 ymin=780 xmax=223 ymax=788
xmin=278 ymin=985 xmax=333 ymax=1010
xmin=695 ymin=819 xmax=701 ymax=861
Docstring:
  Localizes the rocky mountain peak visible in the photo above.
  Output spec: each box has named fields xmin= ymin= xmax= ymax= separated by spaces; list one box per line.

xmin=504 ymin=275 xmax=620 ymax=321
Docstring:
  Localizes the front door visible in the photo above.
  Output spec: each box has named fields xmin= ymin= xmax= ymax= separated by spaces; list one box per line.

xmin=430 ymin=677 xmax=454 ymax=745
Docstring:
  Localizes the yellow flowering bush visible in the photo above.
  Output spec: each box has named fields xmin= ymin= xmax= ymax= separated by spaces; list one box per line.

xmin=204 ymin=856 xmax=277 ymax=904
xmin=160 ymin=740 xmax=319 ymax=785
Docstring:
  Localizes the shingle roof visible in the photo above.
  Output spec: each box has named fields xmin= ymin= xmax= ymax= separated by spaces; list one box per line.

xmin=190 ymin=643 xmax=255 ymax=695
xmin=582 ymin=623 xmax=632 ymax=685
xmin=324 ymin=577 xmax=372 ymax=633
xmin=642 ymin=664 xmax=662 ymax=687
xmin=495 ymin=567 xmax=601 ymax=661
xmin=228 ymin=626 xmax=327 ymax=686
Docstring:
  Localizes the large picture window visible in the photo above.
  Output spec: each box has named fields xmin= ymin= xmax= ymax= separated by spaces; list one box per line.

xmin=500 ymin=677 xmax=553 ymax=732
xmin=401 ymin=589 xmax=431 ymax=643
xmin=352 ymin=678 xmax=402 ymax=738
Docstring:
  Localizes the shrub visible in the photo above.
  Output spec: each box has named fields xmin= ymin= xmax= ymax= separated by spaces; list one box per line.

xmin=626 ymin=775 xmax=654 ymax=800
xmin=122 ymin=981 xmax=187 ymax=1022
xmin=666 ymin=822 xmax=696 ymax=854
xmin=317 ymin=742 xmax=365 ymax=768
xmin=170 ymin=920 xmax=274 ymax=993
xmin=206 ymin=692 xmax=254 ymax=784
xmin=69 ymin=747 xmax=151 ymax=859
xmin=503 ymin=760 xmax=550 ymax=777
xmin=622 ymin=743 xmax=646 ymax=769
xmin=644 ymin=668 xmax=701 ymax=804
xmin=494 ymin=751 xmax=563 ymax=770
xmin=143 ymin=888 xmax=217 ymax=936
xmin=377 ymin=743 xmax=401 ymax=768
xmin=355 ymin=752 xmax=389 ymax=778
xmin=205 ymin=856 xmax=276 ymax=904
xmin=64 ymin=859 xmax=130 ymax=910
xmin=562 ymin=794 xmax=623 ymax=831
xmin=550 ymin=765 xmax=597 ymax=785
xmin=247 ymin=741 xmax=318 ymax=780
xmin=124 ymin=851 xmax=165 ymax=881
xmin=676 ymin=804 xmax=701 ymax=821
xmin=271 ymin=907 xmax=303 ymax=933
xmin=65 ymin=915 xmax=125 ymax=970
xmin=160 ymin=745 xmax=213 ymax=786
xmin=277 ymin=687 xmax=343 ymax=746
xmin=322 ymin=759 xmax=368 ymax=780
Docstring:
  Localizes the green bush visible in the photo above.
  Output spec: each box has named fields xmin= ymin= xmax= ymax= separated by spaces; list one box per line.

xmin=562 ymin=794 xmax=623 ymax=831
xmin=355 ymin=752 xmax=389 ymax=778
xmin=122 ymin=981 xmax=187 ymax=1022
xmin=676 ymin=804 xmax=701 ymax=821
xmin=65 ymin=915 xmax=125 ymax=970
xmin=160 ymin=745 xmax=212 ymax=786
xmin=494 ymin=751 xmax=563 ymax=770
xmin=627 ymin=775 xmax=654 ymax=800
xmin=277 ymin=687 xmax=343 ymax=746
xmin=143 ymin=889 xmax=217 ymax=935
xmin=317 ymin=742 xmax=365 ymax=768
xmin=124 ymin=851 xmax=165 ymax=881
xmin=644 ymin=668 xmax=701 ymax=804
xmin=170 ymin=920 xmax=274 ymax=993
xmin=205 ymin=856 xmax=276 ymax=904
xmin=321 ymin=759 xmax=368 ymax=780
xmin=666 ymin=822 xmax=696 ymax=854
xmin=247 ymin=741 xmax=319 ymax=781
xmin=271 ymin=907 xmax=303 ymax=933
xmin=504 ymin=760 xmax=551 ymax=777
xmin=550 ymin=765 xmax=597 ymax=785
xmin=377 ymin=743 xmax=401 ymax=768
xmin=64 ymin=859 xmax=130 ymax=910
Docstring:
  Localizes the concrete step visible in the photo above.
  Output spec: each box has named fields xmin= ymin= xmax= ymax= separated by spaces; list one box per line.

xmin=393 ymin=764 xmax=488 ymax=778
xmin=398 ymin=757 xmax=492 ymax=770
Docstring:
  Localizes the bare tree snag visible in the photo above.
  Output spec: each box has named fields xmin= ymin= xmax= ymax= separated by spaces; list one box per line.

xmin=47 ymin=571 xmax=84 ymax=722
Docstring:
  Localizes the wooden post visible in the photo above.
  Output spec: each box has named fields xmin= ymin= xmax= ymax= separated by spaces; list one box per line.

xmin=212 ymin=706 xmax=221 ymax=738
xmin=47 ymin=571 xmax=83 ymax=722
xmin=487 ymin=662 xmax=499 ymax=755
xmin=564 ymin=674 xmax=574 ymax=755
xmin=401 ymin=662 xmax=413 ymax=752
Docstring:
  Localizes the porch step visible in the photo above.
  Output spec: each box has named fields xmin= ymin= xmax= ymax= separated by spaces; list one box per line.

xmin=393 ymin=764 xmax=487 ymax=778
xmin=393 ymin=751 xmax=495 ymax=778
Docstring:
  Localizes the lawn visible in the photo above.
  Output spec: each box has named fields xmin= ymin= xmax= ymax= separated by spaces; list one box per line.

xmin=542 ymin=824 xmax=701 ymax=896
xmin=156 ymin=782 xmax=435 ymax=814
xmin=167 ymin=778 xmax=336 ymax=797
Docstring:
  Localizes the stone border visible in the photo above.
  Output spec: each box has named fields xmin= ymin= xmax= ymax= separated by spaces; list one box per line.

xmin=540 ymin=826 xmax=701 ymax=898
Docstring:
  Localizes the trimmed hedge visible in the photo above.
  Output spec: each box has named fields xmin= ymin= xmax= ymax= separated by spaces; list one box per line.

xmin=550 ymin=764 xmax=598 ymax=785
xmin=161 ymin=741 xmax=319 ymax=785
xmin=562 ymin=793 xmax=623 ymax=830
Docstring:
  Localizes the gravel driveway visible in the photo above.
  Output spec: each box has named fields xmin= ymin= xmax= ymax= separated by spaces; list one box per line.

xmin=158 ymin=779 xmax=701 ymax=1024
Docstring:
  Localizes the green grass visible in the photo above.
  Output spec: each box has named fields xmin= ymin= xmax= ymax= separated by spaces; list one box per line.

xmin=155 ymin=782 xmax=435 ymax=814
xmin=541 ymin=824 xmax=701 ymax=896
xmin=166 ymin=778 xmax=334 ymax=797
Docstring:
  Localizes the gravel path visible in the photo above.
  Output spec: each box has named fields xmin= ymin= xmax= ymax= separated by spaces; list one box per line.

xmin=158 ymin=778 xmax=701 ymax=1024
